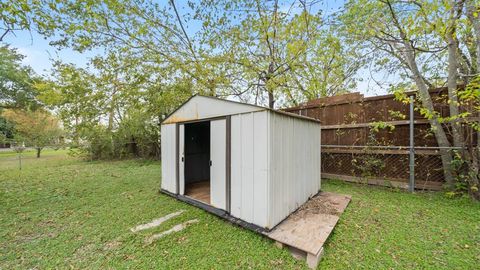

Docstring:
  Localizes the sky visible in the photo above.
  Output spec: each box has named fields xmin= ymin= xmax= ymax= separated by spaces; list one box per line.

xmin=2 ymin=0 xmax=390 ymax=97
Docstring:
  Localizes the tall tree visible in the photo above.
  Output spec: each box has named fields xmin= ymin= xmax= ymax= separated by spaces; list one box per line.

xmin=196 ymin=0 xmax=361 ymax=107
xmin=0 ymin=45 xmax=39 ymax=109
xmin=2 ymin=109 xmax=63 ymax=157
xmin=341 ymin=0 xmax=479 ymax=197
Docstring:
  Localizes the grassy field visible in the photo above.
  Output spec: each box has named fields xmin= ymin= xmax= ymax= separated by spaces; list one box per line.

xmin=1 ymin=150 xmax=479 ymax=269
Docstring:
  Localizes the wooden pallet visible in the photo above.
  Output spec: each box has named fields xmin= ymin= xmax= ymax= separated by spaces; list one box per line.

xmin=264 ymin=192 xmax=351 ymax=269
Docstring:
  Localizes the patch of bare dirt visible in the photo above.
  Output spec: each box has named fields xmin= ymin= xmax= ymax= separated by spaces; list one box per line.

xmin=103 ymin=240 xmax=122 ymax=251
xmin=290 ymin=194 xmax=341 ymax=220
xmin=73 ymin=243 xmax=97 ymax=260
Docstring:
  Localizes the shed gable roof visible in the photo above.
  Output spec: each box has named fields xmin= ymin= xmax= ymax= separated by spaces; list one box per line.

xmin=162 ymin=95 xmax=264 ymax=124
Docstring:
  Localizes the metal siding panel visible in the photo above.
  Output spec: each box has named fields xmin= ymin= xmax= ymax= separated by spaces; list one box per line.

xmin=266 ymin=112 xmax=272 ymax=228
xmin=161 ymin=124 xmax=177 ymax=193
xmin=210 ymin=119 xmax=227 ymax=210
xmin=230 ymin=115 xmax=242 ymax=218
xmin=241 ymin=113 xmax=254 ymax=223
xmin=229 ymin=112 xmax=269 ymax=228
xmin=268 ymin=114 xmax=322 ymax=228
xmin=319 ymin=126 xmax=322 ymax=191
xmin=269 ymin=113 xmax=277 ymax=226
xmin=253 ymin=111 xmax=268 ymax=227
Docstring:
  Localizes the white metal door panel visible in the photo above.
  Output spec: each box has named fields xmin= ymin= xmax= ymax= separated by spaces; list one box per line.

xmin=230 ymin=115 xmax=241 ymax=217
xmin=210 ymin=119 xmax=227 ymax=210
xmin=161 ymin=124 xmax=176 ymax=193
xmin=179 ymin=124 xmax=185 ymax=195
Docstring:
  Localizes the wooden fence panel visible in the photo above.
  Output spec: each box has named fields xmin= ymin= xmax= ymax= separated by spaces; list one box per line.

xmin=284 ymin=87 xmax=476 ymax=190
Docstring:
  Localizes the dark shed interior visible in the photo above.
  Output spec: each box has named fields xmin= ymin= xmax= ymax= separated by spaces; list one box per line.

xmin=184 ymin=121 xmax=211 ymax=204
xmin=184 ymin=121 xmax=210 ymax=184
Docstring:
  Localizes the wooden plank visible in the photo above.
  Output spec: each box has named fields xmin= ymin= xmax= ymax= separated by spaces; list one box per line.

xmin=265 ymin=192 xmax=351 ymax=256
xmin=321 ymin=119 xmax=431 ymax=130
xmin=323 ymin=147 xmax=409 ymax=155
xmin=185 ymin=181 xmax=211 ymax=204
xmin=306 ymin=247 xmax=324 ymax=269
xmin=321 ymin=117 xmax=479 ymax=130
xmin=322 ymin=173 xmax=443 ymax=191
xmin=322 ymin=148 xmax=441 ymax=156
xmin=283 ymin=92 xmax=364 ymax=111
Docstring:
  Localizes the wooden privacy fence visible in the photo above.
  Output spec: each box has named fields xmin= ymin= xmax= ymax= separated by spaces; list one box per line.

xmin=284 ymin=87 xmax=476 ymax=190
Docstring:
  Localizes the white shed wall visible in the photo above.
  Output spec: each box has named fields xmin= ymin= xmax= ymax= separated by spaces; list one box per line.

xmin=268 ymin=112 xmax=321 ymax=228
xmin=161 ymin=124 xmax=177 ymax=193
xmin=230 ymin=111 xmax=270 ymax=228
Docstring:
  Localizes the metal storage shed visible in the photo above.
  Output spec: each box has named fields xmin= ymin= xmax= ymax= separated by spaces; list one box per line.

xmin=161 ymin=95 xmax=321 ymax=231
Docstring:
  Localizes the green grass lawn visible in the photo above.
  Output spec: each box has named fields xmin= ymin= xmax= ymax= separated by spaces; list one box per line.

xmin=1 ymin=150 xmax=479 ymax=269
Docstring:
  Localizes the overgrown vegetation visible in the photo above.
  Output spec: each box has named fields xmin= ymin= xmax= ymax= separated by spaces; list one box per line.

xmin=1 ymin=151 xmax=478 ymax=269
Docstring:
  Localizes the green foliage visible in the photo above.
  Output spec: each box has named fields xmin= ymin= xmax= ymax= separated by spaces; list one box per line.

xmin=42 ymin=56 xmax=193 ymax=160
xmin=449 ymin=150 xmax=479 ymax=196
xmin=370 ymin=121 xmax=395 ymax=132
xmin=0 ymin=0 xmax=56 ymax=41
xmin=352 ymin=154 xmax=386 ymax=178
xmin=0 ymin=45 xmax=40 ymax=109
xmin=1 ymin=109 xmax=63 ymax=156
xmin=0 ymin=114 xmax=14 ymax=142
xmin=197 ymin=0 xmax=361 ymax=106
xmin=388 ymin=110 xmax=406 ymax=120
xmin=8 ymin=0 xmax=361 ymax=108
xmin=79 ymin=110 xmax=160 ymax=160
xmin=2 ymin=0 xmax=367 ymax=160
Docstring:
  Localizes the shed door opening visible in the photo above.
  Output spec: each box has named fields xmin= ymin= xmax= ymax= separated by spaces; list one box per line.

xmin=183 ymin=121 xmax=211 ymax=204
xmin=179 ymin=119 xmax=227 ymax=211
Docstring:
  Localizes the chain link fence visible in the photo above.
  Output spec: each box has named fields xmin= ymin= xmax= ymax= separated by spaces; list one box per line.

xmin=321 ymin=145 xmax=448 ymax=190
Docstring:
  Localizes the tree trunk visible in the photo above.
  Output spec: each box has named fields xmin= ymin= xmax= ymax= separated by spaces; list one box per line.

xmin=401 ymin=40 xmax=455 ymax=187
xmin=108 ymin=99 xmax=114 ymax=131
xmin=384 ymin=0 xmax=456 ymax=186
xmin=36 ymin=147 xmax=41 ymax=158
xmin=268 ymin=91 xmax=274 ymax=108
xmin=267 ymin=62 xmax=275 ymax=109
xmin=74 ymin=115 xmax=79 ymax=146
xmin=446 ymin=1 xmax=464 ymax=148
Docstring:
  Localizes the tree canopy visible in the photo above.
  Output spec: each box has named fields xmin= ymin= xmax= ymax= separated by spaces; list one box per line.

xmin=0 ymin=45 xmax=40 ymax=109
xmin=2 ymin=108 xmax=63 ymax=157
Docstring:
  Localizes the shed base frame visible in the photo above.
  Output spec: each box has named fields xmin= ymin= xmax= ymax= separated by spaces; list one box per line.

xmin=160 ymin=189 xmax=266 ymax=233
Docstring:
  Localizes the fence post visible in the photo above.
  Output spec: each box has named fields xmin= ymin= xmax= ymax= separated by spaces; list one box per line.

xmin=18 ymin=150 xmax=22 ymax=170
xmin=409 ymin=95 xmax=415 ymax=192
